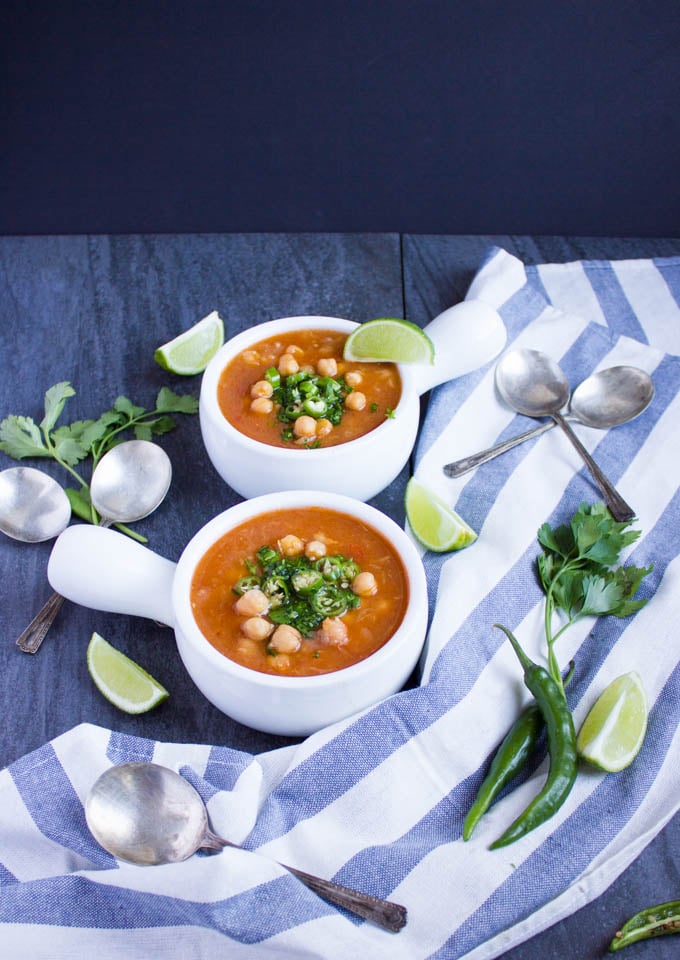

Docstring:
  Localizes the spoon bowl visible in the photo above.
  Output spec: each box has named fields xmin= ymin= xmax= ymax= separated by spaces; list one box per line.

xmin=494 ymin=348 xmax=635 ymax=522
xmin=0 ymin=467 xmax=71 ymax=543
xmin=443 ymin=365 xmax=654 ymax=477
xmin=90 ymin=440 xmax=173 ymax=524
xmin=17 ymin=440 xmax=173 ymax=654
xmin=568 ymin=365 xmax=654 ymax=428
xmin=86 ymin=761 xmax=407 ymax=931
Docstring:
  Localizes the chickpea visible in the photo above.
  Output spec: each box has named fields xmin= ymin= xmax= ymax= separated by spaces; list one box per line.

xmin=250 ymin=380 xmax=273 ymax=399
xmin=250 ymin=396 xmax=274 ymax=415
xmin=344 ymin=391 xmax=367 ymax=411
xmin=316 ymin=418 xmax=333 ymax=438
xmin=317 ymin=617 xmax=348 ymax=646
xmin=242 ymin=350 xmax=261 ymax=366
xmin=269 ymin=624 xmax=302 ymax=654
xmin=285 ymin=344 xmax=303 ymax=356
xmin=234 ymin=588 xmax=269 ymax=617
xmin=305 ymin=539 xmax=327 ymax=560
xmin=241 ymin=617 xmax=274 ymax=641
xmin=316 ymin=357 xmax=338 ymax=377
xmin=293 ymin=415 xmax=317 ymax=439
xmin=345 ymin=370 xmax=363 ymax=388
xmin=278 ymin=353 xmax=299 ymax=376
xmin=279 ymin=534 xmax=304 ymax=556
xmin=352 ymin=571 xmax=377 ymax=597
xmin=270 ymin=655 xmax=292 ymax=672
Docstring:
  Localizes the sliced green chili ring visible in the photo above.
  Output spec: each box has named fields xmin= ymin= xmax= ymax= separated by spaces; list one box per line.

xmin=261 ymin=576 xmax=289 ymax=607
xmin=309 ymin=585 xmax=350 ymax=618
xmin=291 ymin=570 xmax=324 ymax=595
xmin=232 ymin=575 xmax=261 ymax=596
xmin=264 ymin=367 xmax=281 ymax=389
xmin=315 ymin=556 xmax=348 ymax=582
xmin=303 ymin=398 xmax=328 ymax=417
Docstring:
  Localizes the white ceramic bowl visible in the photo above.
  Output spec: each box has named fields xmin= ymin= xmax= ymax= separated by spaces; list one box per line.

xmin=199 ymin=305 xmax=506 ymax=501
xmin=47 ymin=491 xmax=429 ymax=736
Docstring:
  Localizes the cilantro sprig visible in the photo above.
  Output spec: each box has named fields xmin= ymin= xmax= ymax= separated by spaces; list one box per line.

xmin=0 ymin=381 xmax=198 ymax=542
xmin=535 ymin=501 xmax=653 ymax=691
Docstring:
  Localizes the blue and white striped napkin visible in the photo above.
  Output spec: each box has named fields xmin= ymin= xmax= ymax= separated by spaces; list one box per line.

xmin=2 ymin=247 xmax=680 ymax=959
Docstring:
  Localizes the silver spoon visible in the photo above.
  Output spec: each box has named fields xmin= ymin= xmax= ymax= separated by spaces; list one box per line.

xmin=0 ymin=467 xmax=72 ymax=543
xmin=493 ymin=349 xmax=635 ymax=522
xmin=443 ymin=366 xmax=654 ymax=478
xmin=16 ymin=440 xmax=173 ymax=654
xmin=86 ymin=762 xmax=407 ymax=933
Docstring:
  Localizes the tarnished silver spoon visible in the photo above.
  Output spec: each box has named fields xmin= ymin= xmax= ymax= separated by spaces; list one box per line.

xmin=86 ymin=762 xmax=407 ymax=933
xmin=0 ymin=467 xmax=71 ymax=543
xmin=443 ymin=366 xmax=654 ymax=478
xmin=494 ymin=349 xmax=635 ymax=522
xmin=16 ymin=440 xmax=172 ymax=654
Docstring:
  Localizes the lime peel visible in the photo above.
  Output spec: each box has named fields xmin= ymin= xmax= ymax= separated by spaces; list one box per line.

xmin=577 ymin=671 xmax=648 ymax=772
xmin=405 ymin=478 xmax=477 ymax=552
xmin=154 ymin=310 xmax=224 ymax=375
xmin=343 ymin=318 xmax=435 ymax=364
xmin=87 ymin=631 xmax=169 ymax=714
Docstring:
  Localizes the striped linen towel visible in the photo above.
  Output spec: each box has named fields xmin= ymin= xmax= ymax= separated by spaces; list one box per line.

xmin=2 ymin=247 xmax=680 ymax=959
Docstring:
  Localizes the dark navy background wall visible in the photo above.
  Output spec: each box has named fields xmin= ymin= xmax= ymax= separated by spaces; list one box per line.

xmin=2 ymin=1 xmax=679 ymax=236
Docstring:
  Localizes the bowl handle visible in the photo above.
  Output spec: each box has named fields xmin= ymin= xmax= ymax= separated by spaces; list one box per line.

xmin=47 ymin=525 xmax=177 ymax=626
xmin=417 ymin=299 xmax=507 ymax=395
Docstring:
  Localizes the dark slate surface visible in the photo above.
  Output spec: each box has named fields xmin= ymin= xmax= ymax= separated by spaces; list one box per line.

xmin=403 ymin=234 xmax=680 ymax=960
xmin=1 ymin=233 xmax=679 ymax=958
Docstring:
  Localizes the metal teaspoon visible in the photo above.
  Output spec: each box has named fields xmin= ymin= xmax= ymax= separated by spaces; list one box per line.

xmin=493 ymin=349 xmax=636 ymax=521
xmin=86 ymin=762 xmax=407 ymax=933
xmin=443 ymin=365 xmax=654 ymax=478
xmin=16 ymin=440 xmax=172 ymax=653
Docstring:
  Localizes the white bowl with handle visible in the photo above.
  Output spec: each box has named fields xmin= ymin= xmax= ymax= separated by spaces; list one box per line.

xmin=199 ymin=304 xmax=506 ymax=501
xmin=48 ymin=490 xmax=429 ymax=736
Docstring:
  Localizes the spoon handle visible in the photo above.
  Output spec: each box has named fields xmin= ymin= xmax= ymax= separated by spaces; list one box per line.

xmin=16 ymin=591 xmax=66 ymax=654
xmin=443 ymin=419 xmax=557 ymax=477
xmin=552 ymin=414 xmax=635 ymax=522
xmin=204 ymin=832 xmax=406 ymax=931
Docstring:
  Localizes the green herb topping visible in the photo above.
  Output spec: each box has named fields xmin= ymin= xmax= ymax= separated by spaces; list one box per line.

xmin=234 ymin=545 xmax=362 ymax=637
xmin=265 ymin=367 xmax=349 ymax=437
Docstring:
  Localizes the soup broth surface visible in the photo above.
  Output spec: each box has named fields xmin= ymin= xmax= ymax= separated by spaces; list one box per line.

xmin=217 ymin=328 xmax=401 ymax=448
xmin=191 ymin=507 xmax=409 ymax=677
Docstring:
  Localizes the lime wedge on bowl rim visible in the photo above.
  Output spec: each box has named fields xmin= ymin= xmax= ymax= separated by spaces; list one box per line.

xmin=577 ymin=671 xmax=648 ymax=772
xmin=87 ymin=631 xmax=169 ymax=714
xmin=343 ymin=318 xmax=435 ymax=364
xmin=405 ymin=478 xmax=477 ymax=552
xmin=154 ymin=310 xmax=224 ymax=375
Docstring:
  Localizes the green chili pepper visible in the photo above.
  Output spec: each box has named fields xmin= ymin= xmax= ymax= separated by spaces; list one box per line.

xmin=463 ymin=703 xmax=543 ymax=841
xmin=610 ymin=900 xmax=680 ymax=951
xmin=462 ymin=662 xmax=575 ymax=841
xmin=489 ymin=624 xmax=578 ymax=849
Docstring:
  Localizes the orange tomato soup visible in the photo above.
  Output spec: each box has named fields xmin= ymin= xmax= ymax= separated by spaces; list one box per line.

xmin=217 ymin=328 xmax=401 ymax=448
xmin=191 ymin=507 xmax=409 ymax=677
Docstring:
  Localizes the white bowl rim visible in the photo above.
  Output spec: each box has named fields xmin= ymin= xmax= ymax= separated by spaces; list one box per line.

xmin=172 ymin=489 xmax=427 ymax=690
xmin=199 ymin=315 xmax=420 ymax=459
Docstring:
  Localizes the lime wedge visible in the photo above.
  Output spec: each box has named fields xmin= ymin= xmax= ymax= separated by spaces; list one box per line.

xmin=577 ymin=671 xmax=648 ymax=772
xmin=343 ymin=318 xmax=435 ymax=364
xmin=87 ymin=631 xmax=169 ymax=714
xmin=405 ymin=478 xmax=477 ymax=552
xmin=154 ymin=310 xmax=224 ymax=375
